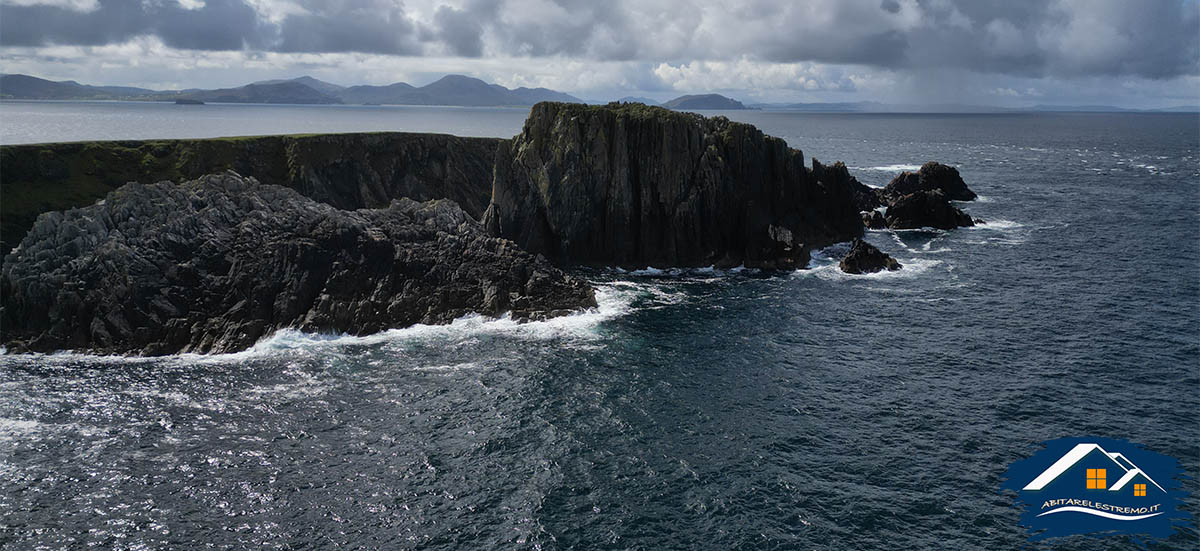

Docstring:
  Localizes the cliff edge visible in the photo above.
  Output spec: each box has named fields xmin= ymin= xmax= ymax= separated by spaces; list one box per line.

xmin=483 ymin=102 xmax=864 ymax=269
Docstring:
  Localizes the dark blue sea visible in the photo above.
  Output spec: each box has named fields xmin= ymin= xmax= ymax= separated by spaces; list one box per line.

xmin=1 ymin=108 xmax=1198 ymax=550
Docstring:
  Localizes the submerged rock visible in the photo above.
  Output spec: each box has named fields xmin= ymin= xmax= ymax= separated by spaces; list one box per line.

xmin=839 ymin=238 xmax=901 ymax=274
xmin=884 ymin=189 xmax=976 ymax=230
xmin=0 ymin=172 xmax=595 ymax=356
xmin=880 ymin=161 xmax=977 ymax=204
xmin=483 ymin=102 xmax=865 ymax=270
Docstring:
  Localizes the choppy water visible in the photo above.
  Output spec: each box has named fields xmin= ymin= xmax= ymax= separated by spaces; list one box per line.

xmin=2 ymin=111 xmax=1198 ymax=550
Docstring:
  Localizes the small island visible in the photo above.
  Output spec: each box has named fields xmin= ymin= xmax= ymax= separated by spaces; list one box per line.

xmin=661 ymin=93 xmax=748 ymax=110
xmin=173 ymin=98 xmax=204 ymax=105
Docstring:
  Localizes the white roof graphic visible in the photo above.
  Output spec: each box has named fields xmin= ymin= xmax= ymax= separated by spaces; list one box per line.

xmin=1022 ymin=443 xmax=1165 ymax=493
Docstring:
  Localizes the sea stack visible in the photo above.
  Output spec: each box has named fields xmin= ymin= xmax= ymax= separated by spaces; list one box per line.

xmin=879 ymin=161 xmax=977 ymax=203
xmin=483 ymin=102 xmax=865 ymax=270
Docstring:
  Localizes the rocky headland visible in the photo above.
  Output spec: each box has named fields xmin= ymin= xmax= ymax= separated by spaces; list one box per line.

xmin=0 ymin=101 xmax=990 ymax=353
xmin=483 ymin=102 xmax=865 ymax=270
xmin=0 ymin=172 xmax=594 ymax=355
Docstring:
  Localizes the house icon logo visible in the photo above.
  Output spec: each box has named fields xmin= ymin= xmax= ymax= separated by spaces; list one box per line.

xmin=1002 ymin=437 xmax=1190 ymax=542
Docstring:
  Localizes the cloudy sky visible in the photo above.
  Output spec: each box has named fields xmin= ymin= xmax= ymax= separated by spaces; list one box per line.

xmin=1 ymin=0 xmax=1197 ymax=107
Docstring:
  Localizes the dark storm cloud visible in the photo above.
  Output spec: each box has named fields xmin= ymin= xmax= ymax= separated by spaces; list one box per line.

xmin=0 ymin=0 xmax=1197 ymax=79
xmin=433 ymin=3 xmax=486 ymax=57
xmin=0 ymin=0 xmax=264 ymax=50
xmin=274 ymin=0 xmax=423 ymax=54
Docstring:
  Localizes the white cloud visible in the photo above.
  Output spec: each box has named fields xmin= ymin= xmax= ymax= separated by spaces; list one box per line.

xmin=0 ymin=0 xmax=97 ymax=11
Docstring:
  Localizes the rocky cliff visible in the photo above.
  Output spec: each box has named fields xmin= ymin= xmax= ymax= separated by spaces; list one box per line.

xmin=483 ymin=102 xmax=864 ymax=269
xmin=0 ymin=172 xmax=595 ymax=356
xmin=0 ymin=132 xmax=500 ymax=256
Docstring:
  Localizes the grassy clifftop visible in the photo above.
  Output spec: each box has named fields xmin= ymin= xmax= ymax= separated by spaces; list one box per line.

xmin=1 ymin=132 xmax=502 ymax=256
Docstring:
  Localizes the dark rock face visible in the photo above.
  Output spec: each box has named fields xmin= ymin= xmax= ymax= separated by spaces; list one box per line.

xmin=884 ymin=190 xmax=976 ymax=230
xmin=483 ymin=102 xmax=864 ymax=270
xmin=812 ymin=159 xmax=882 ymax=212
xmin=0 ymin=173 xmax=595 ymax=356
xmin=839 ymin=238 xmax=902 ymax=274
xmin=862 ymin=210 xmax=887 ymax=229
xmin=0 ymin=133 xmax=500 ymax=256
xmin=880 ymin=161 xmax=977 ymax=204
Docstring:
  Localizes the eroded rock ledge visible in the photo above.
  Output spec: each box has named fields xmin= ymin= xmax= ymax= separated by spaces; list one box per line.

xmin=483 ymin=102 xmax=865 ymax=270
xmin=0 ymin=172 xmax=595 ymax=356
xmin=0 ymin=132 xmax=501 ymax=256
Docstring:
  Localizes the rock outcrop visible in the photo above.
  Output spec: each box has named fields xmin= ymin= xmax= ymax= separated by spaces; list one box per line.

xmin=880 ymin=161 xmax=976 ymax=204
xmin=483 ymin=102 xmax=864 ymax=269
xmin=0 ymin=172 xmax=595 ymax=356
xmin=862 ymin=210 xmax=887 ymax=229
xmin=884 ymin=190 xmax=976 ymax=230
xmin=839 ymin=238 xmax=902 ymax=274
xmin=812 ymin=159 xmax=882 ymax=212
xmin=0 ymin=133 xmax=500 ymax=256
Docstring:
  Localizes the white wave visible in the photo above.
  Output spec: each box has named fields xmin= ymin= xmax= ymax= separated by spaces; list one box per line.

xmin=852 ymin=163 xmax=922 ymax=172
xmin=797 ymin=256 xmax=943 ymax=282
xmin=970 ymin=219 xmax=1023 ymax=230
xmin=0 ymin=284 xmax=637 ymax=363
xmin=0 ymin=417 xmax=108 ymax=443
xmin=800 ymin=243 xmax=942 ymax=281
xmin=412 ymin=361 xmax=483 ymax=372
xmin=235 ymin=284 xmax=635 ymax=355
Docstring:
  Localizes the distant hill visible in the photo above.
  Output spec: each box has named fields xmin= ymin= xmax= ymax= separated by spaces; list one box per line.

xmin=252 ymin=76 xmax=345 ymax=95
xmin=617 ymin=96 xmax=659 ymax=105
xmin=510 ymin=86 xmax=581 ymax=104
xmin=662 ymin=94 xmax=747 ymax=110
xmin=337 ymin=82 xmax=425 ymax=105
xmin=173 ymin=82 xmax=340 ymax=104
xmin=328 ymin=75 xmax=582 ymax=106
xmin=0 ymin=74 xmax=156 ymax=100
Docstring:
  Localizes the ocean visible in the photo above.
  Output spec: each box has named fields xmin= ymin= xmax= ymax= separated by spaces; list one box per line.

xmin=1 ymin=103 xmax=1197 ymax=549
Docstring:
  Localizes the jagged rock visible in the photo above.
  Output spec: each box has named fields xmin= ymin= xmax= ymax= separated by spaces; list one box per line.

xmin=862 ymin=210 xmax=887 ymax=229
xmin=0 ymin=172 xmax=595 ymax=356
xmin=812 ymin=159 xmax=881 ymax=212
xmin=0 ymin=133 xmax=500 ymax=256
xmin=880 ymin=161 xmax=976 ymax=204
xmin=839 ymin=238 xmax=902 ymax=274
xmin=884 ymin=189 xmax=976 ymax=230
xmin=483 ymin=102 xmax=864 ymax=269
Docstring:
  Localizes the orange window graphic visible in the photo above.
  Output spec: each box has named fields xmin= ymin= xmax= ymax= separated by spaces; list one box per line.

xmin=1134 ymin=483 xmax=1146 ymax=496
xmin=1086 ymin=468 xmax=1107 ymax=489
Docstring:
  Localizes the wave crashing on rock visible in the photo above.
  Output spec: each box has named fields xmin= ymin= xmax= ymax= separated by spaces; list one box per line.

xmin=0 ymin=172 xmax=596 ymax=356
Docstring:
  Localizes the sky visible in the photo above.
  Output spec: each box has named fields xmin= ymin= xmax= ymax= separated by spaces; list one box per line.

xmin=0 ymin=0 xmax=1197 ymax=108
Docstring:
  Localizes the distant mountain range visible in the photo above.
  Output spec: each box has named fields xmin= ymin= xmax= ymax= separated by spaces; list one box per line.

xmin=0 ymin=74 xmax=583 ymax=107
xmin=1 ymin=74 xmax=1194 ymax=112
